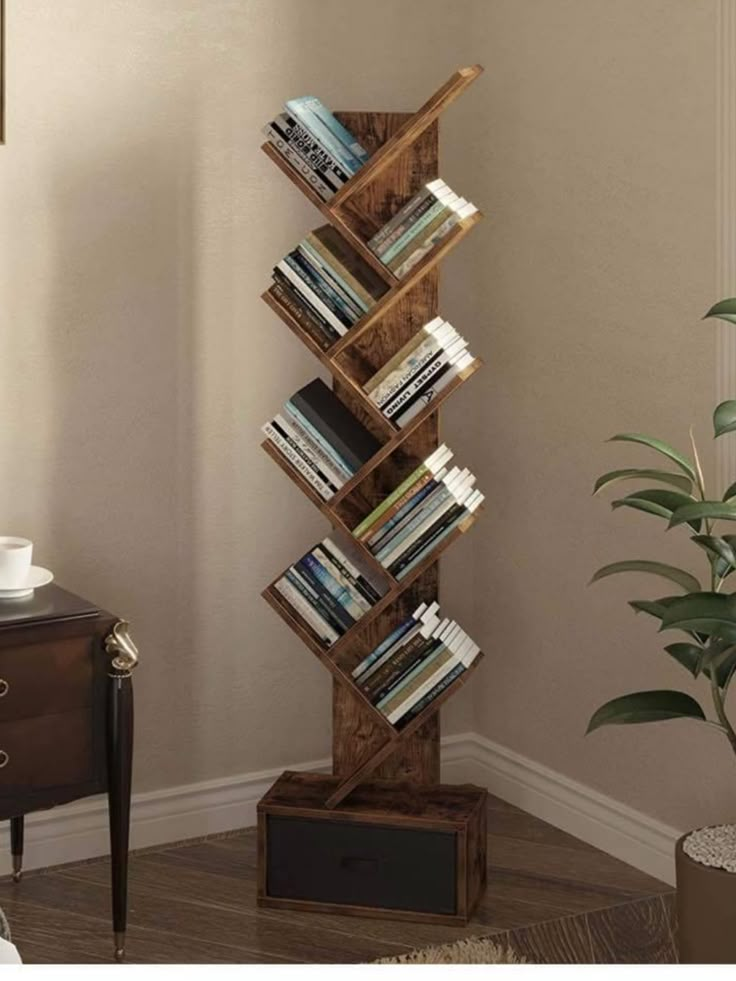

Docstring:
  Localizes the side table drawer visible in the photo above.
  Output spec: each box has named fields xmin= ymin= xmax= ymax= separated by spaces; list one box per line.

xmin=0 ymin=637 xmax=94 ymax=723
xmin=0 ymin=711 xmax=94 ymax=792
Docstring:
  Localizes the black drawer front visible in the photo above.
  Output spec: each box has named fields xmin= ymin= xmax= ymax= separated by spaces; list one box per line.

xmin=266 ymin=815 xmax=457 ymax=914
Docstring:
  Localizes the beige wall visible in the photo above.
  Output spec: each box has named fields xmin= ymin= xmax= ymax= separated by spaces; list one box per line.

xmin=0 ymin=0 xmax=725 ymax=830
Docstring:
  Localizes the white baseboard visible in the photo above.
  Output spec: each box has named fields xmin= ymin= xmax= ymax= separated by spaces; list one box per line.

xmin=442 ymin=732 xmax=680 ymax=886
xmin=0 ymin=733 xmax=680 ymax=885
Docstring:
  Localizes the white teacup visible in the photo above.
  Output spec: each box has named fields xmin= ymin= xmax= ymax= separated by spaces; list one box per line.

xmin=0 ymin=537 xmax=33 ymax=589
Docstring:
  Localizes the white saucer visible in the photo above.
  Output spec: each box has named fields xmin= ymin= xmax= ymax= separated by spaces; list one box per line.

xmin=0 ymin=567 xmax=54 ymax=599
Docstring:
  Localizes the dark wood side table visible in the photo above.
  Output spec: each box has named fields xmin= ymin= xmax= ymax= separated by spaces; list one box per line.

xmin=0 ymin=585 xmax=138 ymax=961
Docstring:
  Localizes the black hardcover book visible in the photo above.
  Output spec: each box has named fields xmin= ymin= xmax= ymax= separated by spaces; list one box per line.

xmin=388 ymin=503 xmax=467 ymax=576
xmin=295 ymin=558 xmax=356 ymax=632
xmin=315 ymin=542 xmax=381 ymax=606
xmin=292 ymin=378 xmax=381 ymax=474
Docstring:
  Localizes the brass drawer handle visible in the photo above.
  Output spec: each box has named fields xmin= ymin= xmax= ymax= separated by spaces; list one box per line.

xmin=0 ymin=679 xmax=8 ymax=698
xmin=0 ymin=751 xmax=9 ymax=769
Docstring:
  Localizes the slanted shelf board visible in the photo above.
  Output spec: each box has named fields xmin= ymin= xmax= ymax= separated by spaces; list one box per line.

xmin=329 ymin=111 xmax=441 ymax=786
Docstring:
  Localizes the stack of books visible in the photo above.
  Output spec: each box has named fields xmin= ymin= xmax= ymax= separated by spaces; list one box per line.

xmin=363 ymin=316 xmax=476 ymax=427
xmin=272 ymin=225 xmax=388 ymax=351
xmin=263 ymin=96 xmax=369 ymax=201
xmin=273 ymin=533 xmax=387 ymax=649
xmin=352 ymin=602 xmax=481 ymax=728
xmin=353 ymin=445 xmax=484 ymax=579
xmin=262 ymin=378 xmax=380 ymax=501
xmin=368 ymin=179 xmax=478 ymax=279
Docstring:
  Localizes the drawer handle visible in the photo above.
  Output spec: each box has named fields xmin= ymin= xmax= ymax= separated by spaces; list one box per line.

xmin=0 ymin=751 xmax=8 ymax=769
xmin=0 ymin=679 xmax=7 ymax=698
xmin=340 ymin=855 xmax=378 ymax=874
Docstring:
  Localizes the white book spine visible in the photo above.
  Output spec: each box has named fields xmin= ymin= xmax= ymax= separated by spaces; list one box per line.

xmin=312 ymin=546 xmax=371 ymax=615
xmin=274 ymin=414 xmax=346 ymax=490
xmin=276 ymin=261 xmax=348 ymax=336
xmin=264 ymin=129 xmax=334 ymax=201
xmin=383 ymin=339 xmax=468 ymax=419
xmin=275 ymin=577 xmax=340 ymax=646
xmin=262 ymin=424 xmax=333 ymax=500
xmin=394 ymin=356 xmax=473 ymax=428
xmin=371 ymin=324 xmax=458 ymax=408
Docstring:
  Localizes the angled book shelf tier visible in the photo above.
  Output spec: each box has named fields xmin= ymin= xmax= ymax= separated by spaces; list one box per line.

xmin=260 ymin=66 xmax=486 ymax=813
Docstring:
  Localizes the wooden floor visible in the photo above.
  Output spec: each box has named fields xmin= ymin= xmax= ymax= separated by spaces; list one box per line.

xmin=0 ymin=793 xmax=676 ymax=964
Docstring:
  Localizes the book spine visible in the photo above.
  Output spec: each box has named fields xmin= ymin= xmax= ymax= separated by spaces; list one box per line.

xmin=306 ymin=235 xmax=376 ymax=310
xmin=284 ymin=404 xmax=354 ymax=481
xmin=295 ymin=246 xmax=363 ymax=321
xmin=276 ymin=261 xmax=348 ymax=336
xmin=352 ymin=616 xmax=418 ymax=678
xmin=264 ymin=127 xmax=335 ymax=200
xmin=393 ymin=364 xmax=463 ymax=428
xmin=262 ymin=424 xmax=333 ymax=500
xmin=318 ymin=541 xmax=381 ymax=607
xmin=376 ymin=486 xmax=455 ymax=565
xmin=393 ymin=507 xmax=469 ymax=579
xmin=371 ymin=334 xmax=447 ymax=408
xmin=367 ymin=478 xmax=442 ymax=550
xmin=285 ymin=97 xmax=364 ymax=173
xmin=300 ymin=240 xmax=369 ymax=315
xmin=383 ymin=350 xmax=459 ymax=419
xmin=358 ymin=469 xmax=436 ymax=544
xmin=386 ymin=654 xmax=460 ymax=724
xmin=285 ymin=254 xmax=355 ymax=327
xmin=295 ymin=559 xmax=357 ymax=630
xmin=353 ymin=462 xmax=428 ymax=539
xmin=278 ymin=114 xmax=351 ymax=184
xmin=312 ymin=546 xmax=371 ymax=614
xmin=270 ymin=281 xmax=336 ymax=350
xmin=270 ymin=418 xmax=339 ymax=493
xmin=290 ymin=394 xmax=366 ymax=475
xmin=290 ymin=96 xmax=369 ymax=166
xmin=398 ymin=663 xmax=465 ymax=728
xmin=322 ymin=538 xmax=383 ymax=604
xmin=385 ymin=201 xmax=459 ymax=270
xmin=274 ymin=577 xmax=339 ymax=647
xmin=394 ymin=213 xmax=461 ymax=279
xmin=300 ymin=554 xmax=364 ymax=622
xmin=378 ymin=644 xmax=450 ymax=714
xmin=268 ymin=117 xmax=341 ymax=191
xmin=381 ymin=199 xmax=452 ymax=264
xmin=273 ymin=414 xmax=345 ymax=491
xmin=286 ymin=569 xmax=348 ymax=636
xmin=368 ymin=185 xmax=438 ymax=252
xmin=363 ymin=635 xmax=432 ymax=701
xmin=372 ymin=193 xmax=443 ymax=256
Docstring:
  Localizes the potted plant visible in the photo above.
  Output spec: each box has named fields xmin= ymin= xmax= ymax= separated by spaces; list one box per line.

xmin=588 ymin=297 xmax=736 ymax=964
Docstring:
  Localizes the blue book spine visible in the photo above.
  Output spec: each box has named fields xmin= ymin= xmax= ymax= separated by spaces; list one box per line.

xmin=301 ymin=554 xmax=363 ymax=621
xmin=352 ymin=616 xmax=418 ymax=678
xmin=295 ymin=247 xmax=363 ymax=322
xmin=381 ymin=199 xmax=450 ymax=263
xmin=375 ymin=488 xmax=453 ymax=563
xmin=285 ymin=253 xmax=354 ymax=327
xmin=395 ymin=511 xmax=468 ymax=580
xmin=376 ymin=643 xmax=447 ymax=711
xmin=285 ymin=569 xmax=347 ymax=636
xmin=284 ymin=401 xmax=355 ymax=478
xmin=294 ymin=561 xmax=355 ymax=631
xmin=286 ymin=96 xmax=367 ymax=173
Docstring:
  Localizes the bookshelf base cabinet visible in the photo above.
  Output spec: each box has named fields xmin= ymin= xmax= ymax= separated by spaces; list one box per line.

xmin=257 ymin=771 xmax=487 ymax=925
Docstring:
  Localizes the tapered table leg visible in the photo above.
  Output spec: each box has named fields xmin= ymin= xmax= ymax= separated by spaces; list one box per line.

xmin=10 ymin=816 xmax=23 ymax=882
xmin=104 ymin=621 xmax=138 ymax=964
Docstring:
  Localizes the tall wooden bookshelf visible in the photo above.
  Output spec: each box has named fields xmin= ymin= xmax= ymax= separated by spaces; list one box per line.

xmin=260 ymin=67 xmax=484 ymax=817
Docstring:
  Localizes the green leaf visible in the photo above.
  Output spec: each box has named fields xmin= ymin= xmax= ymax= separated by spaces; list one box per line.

xmin=714 ymin=401 xmax=736 ymax=438
xmin=590 ymin=560 xmax=700 ymax=593
xmin=704 ymin=298 xmax=736 ymax=324
xmin=593 ymin=468 xmax=693 ymax=496
xmin=669 ymin=501 xmax=736 ymax=529
xmin=586 ymin=690 xmax=706 ymax=733
xmin=723 ymin=482 xmax=736 ymax=502
xmin=612 ymin=489 xmax=700 ymax=530
xmin=663 ymin=643 xmax=704 ymax=677
xmin=659 ymin=592 xmax=736 ymax=637
xmin=690 ymin=535 xmax=736 ymax=567
xmin=628 ymin=596 xmax=681 ymax=621
xmin=608 ymin=434 xmax=696 ymax=481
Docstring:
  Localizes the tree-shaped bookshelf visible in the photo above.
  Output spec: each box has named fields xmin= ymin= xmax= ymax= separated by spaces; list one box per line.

xmin=261 ymin=66 xmax=485 ymax=812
